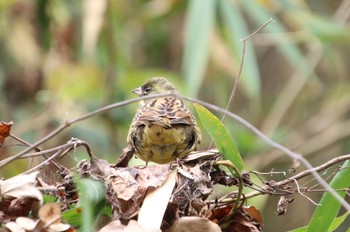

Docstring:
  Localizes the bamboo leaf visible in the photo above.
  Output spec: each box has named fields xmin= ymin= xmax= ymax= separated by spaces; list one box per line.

xmin=290 ymin=203 xmax=350 ymax=232
xmin=194 ymin=103 xmax=244 ymax=171
xmin=306 ymin=160 xmax=350 ymax=232
xmin=327 ymin=211 xmax=350 ymax=232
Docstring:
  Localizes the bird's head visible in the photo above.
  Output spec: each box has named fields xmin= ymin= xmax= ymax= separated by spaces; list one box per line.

xmin=132 ymin=77 xmax=177 ymax=96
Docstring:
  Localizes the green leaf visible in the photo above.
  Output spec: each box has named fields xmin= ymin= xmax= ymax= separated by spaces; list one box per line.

xmin=289 ymin=211 xmax=350 ymax=232
xmin=43 ymin=194 xmax=57 ymax=204
xmin=306 ymin=160 xmax=350 ymax=232
xmin=62 ymin=207 xmax=83 ymax=228
xmin=183 ymin=0 xmax=216 ymax=96
xmin=327 ymin=211 xmax=350 ymax=232
xmin=76 ymin=178 xmax=106 ymax=232
xmin=289 ymin=226 xmax=307 ymax=232
xmin=194 ymin=103 xmax=244 ymax=171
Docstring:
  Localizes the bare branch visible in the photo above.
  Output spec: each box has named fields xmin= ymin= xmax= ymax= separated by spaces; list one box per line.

xmin=221 ymin=18 xmax=275 ymax=124
xmin=245 ymin=154 xmax=350 ymax=199
xmin=21 ymin=138 xmax=93 ymax=175
xmin=292 ymin=178 xmax=320 ymax=206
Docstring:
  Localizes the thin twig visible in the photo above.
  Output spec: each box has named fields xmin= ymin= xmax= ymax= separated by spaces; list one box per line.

xmin=21 ymin=138 xmax=92 ymax=175
xmin=1 ymin=145 xmax=68 ymax=164
xmin=22 ymin=146 xmax=70 ymax=175
xmin=292 ymin=178 xmax=321 ymax=206
xmin=281 ymin=154 xmax=350 ymax=184
xmin=250 ymin=170 xmax=287 ymax=177
xmin=208 ymin=154 xmax=350 ymax=207
xmin=209 ymin=18 xmax=274 ymax=149
xmin=221 ymin=18 xmax=275 ymax=124
xmin=245 ymin=154 xmax=350 ymax=200
xmin=306 ymin=168 xmax=338 ymax=191
xmin=10 ymin=134 xmax=41 ymax=152
xmin=306 ymin=188 xmax=350 ymax=193
xmin=10 ymin=133 xmax=63 ymax=171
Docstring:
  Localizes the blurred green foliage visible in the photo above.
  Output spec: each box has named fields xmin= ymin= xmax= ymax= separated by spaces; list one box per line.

xmin=1 ymin=0 xmax=350 ymax=230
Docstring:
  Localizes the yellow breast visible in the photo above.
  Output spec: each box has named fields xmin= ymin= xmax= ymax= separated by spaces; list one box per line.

xmin=135 ymin=124 xmax=194 ymax=164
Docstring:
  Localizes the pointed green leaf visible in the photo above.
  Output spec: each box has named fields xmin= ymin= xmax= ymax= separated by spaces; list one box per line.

xmin=327 ymin=211 xmax=350 ymax=232
xmin=290 ymin=204 xmax=350 ymax=232
xmin=306 ymin=160 xmax=350 ymax=232
xmin=194 ymin=103 xmax=244 ymax=171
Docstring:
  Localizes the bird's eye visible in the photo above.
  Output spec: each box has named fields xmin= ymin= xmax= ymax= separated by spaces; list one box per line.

xmin=144 ymin=86 xmax=151 ymax=93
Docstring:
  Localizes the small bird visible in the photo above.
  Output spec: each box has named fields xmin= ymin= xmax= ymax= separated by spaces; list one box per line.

xmin=127 ymin=77 xmax=201 ymax=164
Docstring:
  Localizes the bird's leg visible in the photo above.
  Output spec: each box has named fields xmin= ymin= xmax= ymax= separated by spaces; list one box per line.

xmin=169 ymin=160 xmax=178 ymax=170
xmin=136 ymin=160 xmax=149 ymax=169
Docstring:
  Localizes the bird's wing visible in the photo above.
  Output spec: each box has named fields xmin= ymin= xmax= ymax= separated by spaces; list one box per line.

xmin=168 ymin=109 xmax=195 ymax=126
xmin=134 ymin=98 xmax=195 ymax=128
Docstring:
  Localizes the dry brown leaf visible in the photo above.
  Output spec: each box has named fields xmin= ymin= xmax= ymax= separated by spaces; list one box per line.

xmin=1 ymin=183 xmax=43 ymax=204
xmin=243 ymin=206 xmax=263 ymax=226
xmin=171 ymin=163 xmax=213 ymax=218
xmin=0 ymin=121 xmax=13 ymax=147
xmin=5 ymin=204 xmax=70 ymax=232
xmin=226 ymin=215 xmax=260 ymax=232
xmin=207 ymin=205 xmax=263 ymax=232
xmin=138 ymin=170 xmax=177 ymax=231
xmin=99 ymin=220 xmax=159 ymax=232
xmin=136 ymin=165 xmax=172 ymax=188
xmin=38 ymin=203 xmax=62 ymax=227
xmin=0 ymin=172 xmax=43 ymax=220
xmin=182 ymin=149 xmax=220 ymax=162
xmin=105 ymin=164 xmax=171 ymax=220
xmin=207 ymin=204 xmax=233 ymax=223
xmin=89 ymin=157 xmax=112 ymax=178
xmin=108 ymin=168 xmax=139 ymax=201
xmin=166 ymin=216 xmax=221 ymax=232
xmin=36 ymin=203 xmax=71 ymax=231
xmin=0 ymin=172 xmax=41 ymax=201
xmin=5 ymin=197 xmax=40 ymax=219
xmin=276 ymin=196 xmax=294 ymax=215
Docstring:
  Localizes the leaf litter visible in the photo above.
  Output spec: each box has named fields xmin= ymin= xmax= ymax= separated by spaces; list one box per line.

xmin=1 ymin=143 xmax=263 ymax=231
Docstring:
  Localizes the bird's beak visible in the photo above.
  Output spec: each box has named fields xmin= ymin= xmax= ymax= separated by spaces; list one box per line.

xmin=132 ymin=87 xmax=143 ymax=96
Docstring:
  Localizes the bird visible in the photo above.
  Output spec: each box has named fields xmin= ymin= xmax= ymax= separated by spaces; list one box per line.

xmin=127 ymin=77 xmax=201 ymax=164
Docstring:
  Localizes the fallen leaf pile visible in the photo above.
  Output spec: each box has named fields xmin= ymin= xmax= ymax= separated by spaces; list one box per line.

xmin=0 ymin=137 xmax=264 ymax=231
xmin=75 ymin=151 xmax=263 ymax=231
xmin=0 ymin=173 xmax=74 ymax=231
xmin=5 ymin=203 xmax=71 ymax=232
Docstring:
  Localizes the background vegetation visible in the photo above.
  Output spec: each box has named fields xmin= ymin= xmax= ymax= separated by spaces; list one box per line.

xmin=1 ymin=0 xmax=349 ymax=231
